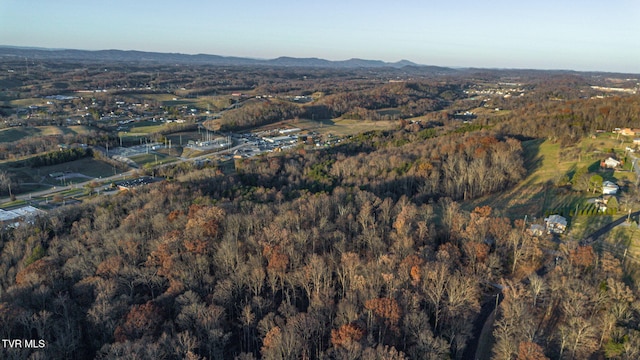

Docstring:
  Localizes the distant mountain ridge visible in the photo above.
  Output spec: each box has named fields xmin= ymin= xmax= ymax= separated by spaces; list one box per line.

xmin=0 ymin=45 xmax=448 ymax=70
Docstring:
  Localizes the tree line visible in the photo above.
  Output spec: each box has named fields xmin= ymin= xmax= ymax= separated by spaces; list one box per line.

xmin=27 ymin=147 xmax=92 ymax=168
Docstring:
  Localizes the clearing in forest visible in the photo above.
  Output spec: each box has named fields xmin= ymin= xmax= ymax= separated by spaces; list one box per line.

xmin=466 ymin=134 xmax=637 ymax=220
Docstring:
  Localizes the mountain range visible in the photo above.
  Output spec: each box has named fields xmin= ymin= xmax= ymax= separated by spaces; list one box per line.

xmin=0 ymin=46 xmax=450 ymax=70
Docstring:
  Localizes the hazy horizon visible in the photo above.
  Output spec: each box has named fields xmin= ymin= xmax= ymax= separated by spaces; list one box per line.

xmin=2 ymin=0 xmax=639 ymax=73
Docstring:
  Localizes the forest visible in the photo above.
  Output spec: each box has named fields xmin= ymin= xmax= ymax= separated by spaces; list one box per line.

xmin=1 ymin=60 xmax=640 ymax=359
xmin=1 ymin=128 xmax=639 ymax=359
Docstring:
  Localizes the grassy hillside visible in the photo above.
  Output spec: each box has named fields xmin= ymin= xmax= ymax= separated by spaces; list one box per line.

xmin=466 ymin=133 xmax=637 ymax=220
xmin=0 ymin=125 xmax=95 ymax=143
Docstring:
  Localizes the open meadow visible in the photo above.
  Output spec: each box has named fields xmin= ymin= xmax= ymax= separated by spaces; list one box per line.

xmin=0 ymin=125 xmax=95 ymax=143
xmin=281 ymin=117 xmax=398 ymax=137
xmin=466 ymin=133 xmax=638 ymax=220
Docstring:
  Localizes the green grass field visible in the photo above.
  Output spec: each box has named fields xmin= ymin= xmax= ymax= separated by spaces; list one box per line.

xmin=376 ymin=108 xmax=401 ymax=117
xmin=133 ymin=94 xmax=231 ymax=110
xmin=125 ymin=120 xmax=168 ymax=134
xmin=0 ymin=127 xmax=37 ymax=142
xmin=0 ymin=125 xmax=96 ymax=143
xmin=291 ymin=118 xmax=398 ymax=137
xmin=9 ymin=98 xmax=43 ymax=107
xmin=0 ymin=199 xmax=28 ymax=210
xmin=1 ymin=157 xmax=123 ymax=190
xmin=128 ymin=153 xmax=177 ymax=167
xmin=568 ymin=214 xmax=618 ymax=240
xmin=591 ymin=224 xmax=640 ymax=281
xmin=466 ymin=135 xmax=637 ymax=220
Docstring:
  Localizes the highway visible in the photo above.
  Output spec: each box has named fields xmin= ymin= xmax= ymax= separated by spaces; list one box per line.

xmin=3 ymin=170 xmax=136 ymax=204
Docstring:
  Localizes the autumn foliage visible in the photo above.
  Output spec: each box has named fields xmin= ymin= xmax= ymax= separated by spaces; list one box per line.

xmin=331 ymin=322 xmax=365 ymax=348
xmin=1 ymin=70 xmax=639 ymax=359
xmin=114 ymin=302 xmax=165 ymax=342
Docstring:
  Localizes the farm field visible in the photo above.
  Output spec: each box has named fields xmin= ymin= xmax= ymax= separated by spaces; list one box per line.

xmin=8 ymin=98 xmax=45 ymax=107
xmin=131 ymin=94 xmax=232 ymax=110
xmin=117 ymin=120 xmax=168 ymax=137
xmin=291 ymin=118 xmax=398 ymax=137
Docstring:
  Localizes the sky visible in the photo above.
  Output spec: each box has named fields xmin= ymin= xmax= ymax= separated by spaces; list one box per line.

xmin=1 ymin=0 xmax=639 ymax=73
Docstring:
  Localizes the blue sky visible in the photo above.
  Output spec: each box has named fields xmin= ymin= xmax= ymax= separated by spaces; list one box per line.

xmin=2 ymin=0 xmax=639 ymax=73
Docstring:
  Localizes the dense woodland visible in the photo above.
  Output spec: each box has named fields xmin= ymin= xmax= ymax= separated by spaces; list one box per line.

xmin=1 ymin=129 xmax=639 ymax=359
xmin=1 ymin=61 xmax=640 ymax=359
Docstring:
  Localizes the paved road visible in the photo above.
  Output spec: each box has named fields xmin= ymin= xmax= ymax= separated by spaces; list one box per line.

xmin=1 ymin=170 xmax=136 ymax=204
xmin=2 ymin=140 xmax=250 ymax=205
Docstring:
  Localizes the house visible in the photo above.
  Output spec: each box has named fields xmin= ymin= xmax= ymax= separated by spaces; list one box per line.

xmin=595 ymin=197 xmax=609 ymax=212
xmin=602 ymin=157 xmax=621 ymax=169
xmin=602 ymin=181 xmax=619 ymax=195
xmin=545 ymin=215 xmax=568 ymax=234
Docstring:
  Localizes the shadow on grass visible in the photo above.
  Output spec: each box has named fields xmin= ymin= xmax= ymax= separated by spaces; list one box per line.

xmin=587 ymin=160 xmax=602 ymax=173
xmin=522 ymin=138 xmax=543 ymax=176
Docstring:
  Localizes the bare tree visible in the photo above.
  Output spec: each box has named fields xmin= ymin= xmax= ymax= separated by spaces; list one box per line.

xmin=0 ymin=170 xmax=13 ymax=199
xmin=421 ymin=261 xmax=449 ymax=331
xmin=528 ymin=274 xmax=546 ymax=308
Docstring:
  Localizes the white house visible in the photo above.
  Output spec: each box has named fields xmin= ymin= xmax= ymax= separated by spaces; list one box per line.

xmin=603 ymin=181 xmax=619 ymax=195
xmin=603 ymin=157 xmax=621 ymax=169
xmin=545 ymin=215 xmax=568 ymax=234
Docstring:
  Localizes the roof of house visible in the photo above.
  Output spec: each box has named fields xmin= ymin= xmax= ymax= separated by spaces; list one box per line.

xmin=545 ymin=214 xmax=568 ymax=226
xmin=530 ymin=224 xmax=545 ymax=231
